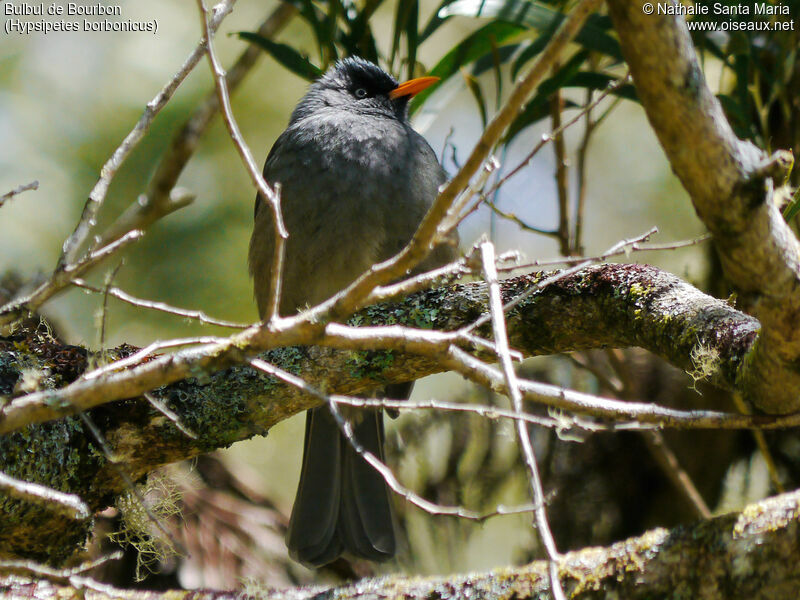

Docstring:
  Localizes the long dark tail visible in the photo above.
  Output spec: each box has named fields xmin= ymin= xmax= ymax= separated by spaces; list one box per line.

xmin=285 ymin=402 xmax=397 ymax=567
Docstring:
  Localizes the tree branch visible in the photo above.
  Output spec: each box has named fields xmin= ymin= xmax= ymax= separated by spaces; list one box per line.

xmin=3 ymin=490 xmax=800 ymax=599
xmin=607 ymin=0 xmax=800 ymax=413
xmin=0 ymin=264 xmax=789 ymax=562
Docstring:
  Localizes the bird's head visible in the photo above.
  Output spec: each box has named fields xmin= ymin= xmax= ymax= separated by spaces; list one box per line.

xmin=290 ymin=57 xmax=439 ymax=123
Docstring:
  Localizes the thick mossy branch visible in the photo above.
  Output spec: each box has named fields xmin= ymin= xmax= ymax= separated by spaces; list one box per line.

xmin=3 ymin=489 xmax=800 ymax=599
xmin=607 ymin=0 xmax=800 ymax=413
xmin=0 ymin=264 xmax=759 ymax=562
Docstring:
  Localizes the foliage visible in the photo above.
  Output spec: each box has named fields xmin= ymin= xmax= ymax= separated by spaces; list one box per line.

xmin=239 ymin=0 xmax=797 ymax=161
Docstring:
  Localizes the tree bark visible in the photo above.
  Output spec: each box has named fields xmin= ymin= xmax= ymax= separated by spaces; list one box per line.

xmin=3 ymin=488 xmax=800 ymax=599
xmin=0 ymin=263 xmax=771 ymax=563
xmin=607 ymin=0 xmax=800 ymax=413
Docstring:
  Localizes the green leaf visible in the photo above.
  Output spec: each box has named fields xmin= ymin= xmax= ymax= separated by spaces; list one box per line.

xmin=410 ymin=21 xmax=524 ymax=113
xmin=567 ymin=72 xmax=637 ymax=101
xmin=439 ymin=0 xmax=622 ymax=59
xmin=419 ymin=0 xmax=460 ymax=42
xmin=340 ymin=0 xmax=383 ymax=62
xmin=322 ymin=0 xmax=342 ymax=65
xmin=783 ymin=186 xmax=800 ymax=222
xmin=392 ymin=0 xmax=420 ymax=78
xmin=461 ymin=69 xmax=489 ymax=128
xmin=511 ymin=30 xmax=555 ymax=79
xmin=716 ymin=94 xmax=750 ymax=138
xmin=406 ymin=0 xmax=420 ymax=79
xmin=237 ymin=32 xmax=323 ymax=81
xmin=472 ymin=43 xmax=518 ymax=77
xmin=503 ymin=51 xmax=589 ymax=142
xmin=283 ymin=0 xmax=326 ymax=63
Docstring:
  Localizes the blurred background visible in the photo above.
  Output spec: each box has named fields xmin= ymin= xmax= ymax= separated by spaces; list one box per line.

xmin=1 ymin=0 xmax=798 ymax=591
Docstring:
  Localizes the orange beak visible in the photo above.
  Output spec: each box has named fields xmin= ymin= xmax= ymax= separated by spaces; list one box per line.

xmin=389 ymin=76 xmax=440 ymax=99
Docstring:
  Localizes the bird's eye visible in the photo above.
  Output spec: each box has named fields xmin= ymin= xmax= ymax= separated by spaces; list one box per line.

xmin=354 ymin=88 xmax=368 ymax=99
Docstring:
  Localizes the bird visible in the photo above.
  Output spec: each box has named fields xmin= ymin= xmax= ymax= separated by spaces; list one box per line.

xmin=248 ymin=57 xmax=458 ymax=567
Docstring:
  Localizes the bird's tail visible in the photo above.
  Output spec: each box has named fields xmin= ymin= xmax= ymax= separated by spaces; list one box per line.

xmin=286 ymin=404 xmax=396 ymax=567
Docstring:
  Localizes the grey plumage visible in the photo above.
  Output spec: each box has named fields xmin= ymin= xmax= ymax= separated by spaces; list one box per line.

xmin=248 ymin=57 xmax=457 ymax=567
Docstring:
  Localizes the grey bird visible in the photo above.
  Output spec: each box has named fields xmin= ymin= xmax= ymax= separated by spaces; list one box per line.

xmin=249 ymin=57 xmax=458 ymax=567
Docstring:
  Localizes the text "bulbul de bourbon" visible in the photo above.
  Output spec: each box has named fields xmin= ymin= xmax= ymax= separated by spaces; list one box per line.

xmin=4 ymin=2 xmax=121 ymax=15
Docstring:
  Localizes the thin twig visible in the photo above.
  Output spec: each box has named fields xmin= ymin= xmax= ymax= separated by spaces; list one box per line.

xmin=499 ymin=233 xmax=711 ymax=272
xmin=0 ymin=552 xmax=121 ymax=580
xmin=366 ymin=258 xmax=471 ymax=304
xmin=73 ymin=279 xmax=249 ymax=329
xmin=248 ymin=357 xmax=543 ymax=522
xmin=95 ymin=3 xmax=297 ymax=250
xmin=732 ymin=393 xmax=785 ymax=493
xmin=487 ymin=74 xmax=630 ymax=200
xmin=57 ymin=0 xmax=239 ymax=268
xmin=480 ymin=240 xmax=566 ymax=600
xmin=442 ymin=345 xmax=800 ymax=430
xmin=466 ymin=227 xmax=658 ymax=334
xmin=484 ymin=198 xmax=557 ymax=237
xmin=196 ymin=0 xmax=287 ymax=322
xmin=303 ymin=0 xmax=603 ymax=325
xmin=551 ymin=85 xmax=572 ymax=256
xmin=330 ymin=395 xmax=592 ymax=431
xmin=0 ymin=230 xmax=144 ymax=329
xmin=77 ymin=411 xmax=186 ymax=556
xmin=573 ymin=87 xmax=601 ymax=254
xmin=0 ymin=180 xmax=38 ymax=208
xmin=144 ymin=392 xmax=198 ymax=440
xmin=0 ymin=470 xmax=90 ymax=520
xmin=81 ymin=336 xmax=225 ymax=381
xmin=643 ymin=430 xmax=711 ymax=518
xmin=441 ymin=156 xmax=501 ymax=236
xmin=97 ymin=262 xmax=124 ymax=364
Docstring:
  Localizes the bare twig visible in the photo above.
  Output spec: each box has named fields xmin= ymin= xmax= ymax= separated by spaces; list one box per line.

xmin=443 ymin=345 xmax=800 ymax=431
xmin=307 ymin=0 xmax=603 ymax=324
xmin=0 ymin=470 xmax=90 ymax=520
xmin=0 ymin=180 xmax=38 ymax=208
xmin=97 ymin=262 xmax=124 ymax=363
xmin=731 ymin=393 xmax=785 ymax=493
xmin=328 ymin=394 xmax=544 ymax=521
xmin=77 ymin=411 xmax=186 ymax=556
xmin=196 ymin=0 xmax=287 ymax=322
xmin=330 ymin=395 xmax=592 ymax=431
xmin=480 ymin=240 xmax=565 ymax=600
xmin=499 ymin=232 xmax=710 ymax=273
xmin=0 ymin=230 xmax=143 ymax=329
xmin=366 ymin=258 xmax=471 ymax=304
xmin=488 ymin=74 xmax=630 ymax=200
xmin=82 ymin=336 xmax=225 ymax=381
xmin=483 ymin=198 xmax=557 ymax=237
xmin=0 ymin=552 xmax=121 ymax=580
xmin=144 ymin=392 xmax=198 ymax=440
xmin=466 ymin=227 xmax=658 ymax=334
xmin=248 ymin=357 xmax=543 ymax=522
xmin=573 ymin=86 xmax=594 ymax=254
xmin=551 ymin=86 xmax=572 ymax=256
xmin=96 ymin=3 xmax=297 ymax=250
xmin=57 ymin=0 xmax=239 ymax=268
xmin=73 ymin=279 xmax=249 ymax=329
xmin=643 ymin=430 xmax=711 ymax=518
